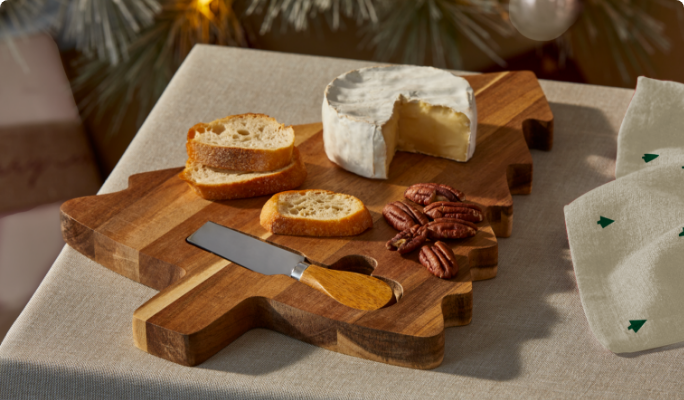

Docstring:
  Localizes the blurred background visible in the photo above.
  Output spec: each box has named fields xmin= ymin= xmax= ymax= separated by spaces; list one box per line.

xmin=1 ymin=0 xmax=683 ymax=342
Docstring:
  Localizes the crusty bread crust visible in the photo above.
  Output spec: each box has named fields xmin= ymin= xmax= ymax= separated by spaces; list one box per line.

xmin=180 ymin=147 xmax=307 ymax=200
xmin=260 ymin=190 xmax=373 ymax=237
xmin=187 ymin=113 xmax=294 ymax=172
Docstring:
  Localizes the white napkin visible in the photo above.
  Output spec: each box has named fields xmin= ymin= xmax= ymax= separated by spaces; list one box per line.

xmin=565 ymin=77 xmax=684 ymax=353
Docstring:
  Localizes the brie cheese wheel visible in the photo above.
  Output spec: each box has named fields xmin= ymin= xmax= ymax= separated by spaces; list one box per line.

xmin=322 ymin=65 xmax=477 ymax=179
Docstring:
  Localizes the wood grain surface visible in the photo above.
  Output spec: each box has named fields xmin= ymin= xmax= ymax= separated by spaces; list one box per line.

xmin=297 ymin=263 xmax=395 ymax=311
xmin=61 ymin=71 xmax=553 ymax=369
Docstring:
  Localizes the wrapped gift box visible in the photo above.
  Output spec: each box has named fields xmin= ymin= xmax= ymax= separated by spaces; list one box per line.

xmin=0 ymin=34 xmax=101 ymax=213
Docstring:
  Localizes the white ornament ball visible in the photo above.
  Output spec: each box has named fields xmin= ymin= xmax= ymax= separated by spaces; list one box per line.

xmin=509 ymin=0 xmax=583 ymax=41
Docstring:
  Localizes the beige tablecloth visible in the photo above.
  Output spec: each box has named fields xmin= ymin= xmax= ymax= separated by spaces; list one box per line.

xmin=3 ymin=46 xmax=682 ymax=399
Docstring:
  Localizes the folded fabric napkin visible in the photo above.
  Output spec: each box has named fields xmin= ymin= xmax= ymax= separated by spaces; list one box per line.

xmin=565 ymin=77 xmax=684 ymax=353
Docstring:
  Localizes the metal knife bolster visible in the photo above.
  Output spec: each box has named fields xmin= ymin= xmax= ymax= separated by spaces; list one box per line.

xmin=290 ymin=262 xmax=310 ymax=280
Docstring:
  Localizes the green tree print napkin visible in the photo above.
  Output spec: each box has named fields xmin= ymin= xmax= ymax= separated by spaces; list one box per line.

xmin=565 ymin=77 xmax=684 ymax=353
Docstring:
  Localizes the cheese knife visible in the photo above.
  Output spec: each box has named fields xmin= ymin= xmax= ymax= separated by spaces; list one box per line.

xmin=187 ymin=221 xmax=394 ymax=311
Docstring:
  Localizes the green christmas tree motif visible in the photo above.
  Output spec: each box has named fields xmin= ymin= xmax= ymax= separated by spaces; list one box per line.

xmin=679 ymin=228 xmax=684 ymax=237
xmin=642 ymin=154 xmax=659 ymax=163
xmin=628 ymin=320 xmax=647 ymax=333
xmin=597 ymin=216 xmax=615 ymax=228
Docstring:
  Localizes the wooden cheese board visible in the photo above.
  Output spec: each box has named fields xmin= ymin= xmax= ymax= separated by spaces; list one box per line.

xmin=61 ymin=71 xmax=553 ymax=369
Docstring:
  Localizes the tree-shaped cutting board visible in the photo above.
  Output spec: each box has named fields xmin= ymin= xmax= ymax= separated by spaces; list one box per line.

xmin=61 ymin=71 xmax=553 ymax=369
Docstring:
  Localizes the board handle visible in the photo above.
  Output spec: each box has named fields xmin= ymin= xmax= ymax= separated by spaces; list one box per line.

xmin=296 ymin=264 xmax=394 ymax=311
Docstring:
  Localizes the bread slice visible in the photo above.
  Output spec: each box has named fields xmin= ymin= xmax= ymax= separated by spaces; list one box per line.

xmin=260 ymin=190 xmax=373 ymax=236
xmin=180 ymin=147 xmax=307 ymax=200
xmin=187 ymin=113 xmax=295 ymax=171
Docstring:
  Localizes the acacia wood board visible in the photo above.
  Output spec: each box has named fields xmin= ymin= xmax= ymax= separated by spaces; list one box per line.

xmin=61 ymin=71 xmax=553 ymax=369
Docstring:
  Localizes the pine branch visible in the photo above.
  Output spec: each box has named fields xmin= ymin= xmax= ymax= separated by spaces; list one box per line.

xmin=59 ymin=0 xmax=162 ymax=65
xmin=0 ymin=0 xmax=61 ymax=36
xmin=245 ymin=0 xmax=379 ymax=34
xmin=366 ymin=0 xmax=511 ymax=69
xmin=72 ymin=0 xmax=248 ymax=136
xmin=562 ymin=0 xmax=673 ymax=84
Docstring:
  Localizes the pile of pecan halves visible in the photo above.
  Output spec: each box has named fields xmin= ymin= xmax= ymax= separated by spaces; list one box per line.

xmin=382 ymin=183 xmax=484 ymax=279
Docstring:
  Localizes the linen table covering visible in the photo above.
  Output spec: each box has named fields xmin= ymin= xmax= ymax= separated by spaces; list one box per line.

xmin=3 ymin=46 xmax=684 ymax=399
xmin=566 ymin=77 xmax=684 ymax=354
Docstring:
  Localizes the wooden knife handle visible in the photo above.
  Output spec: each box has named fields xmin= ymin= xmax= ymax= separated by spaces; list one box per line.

xmin=298 ymin=264 xmax=394 ymax=311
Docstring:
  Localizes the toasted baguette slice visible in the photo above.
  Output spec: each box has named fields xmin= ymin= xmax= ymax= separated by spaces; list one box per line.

xmin=260 ymin=189 xmax=373 ymax=237
xmin=187 ymin=113 xmax=295 ymax=171
xmin=180 ymin=148 xmax=307 ymax=200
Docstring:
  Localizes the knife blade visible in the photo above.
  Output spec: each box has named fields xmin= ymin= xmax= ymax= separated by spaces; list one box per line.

xmin=187 ymin=221 xmax=394 ymax=311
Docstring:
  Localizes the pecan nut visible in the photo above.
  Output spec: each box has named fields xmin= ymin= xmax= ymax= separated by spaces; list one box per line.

xmin=423 ymin=218 xmax=477 ymax=240
xmin=404 ymin=183 xmax=465 ymax=205
xmin=423 ymin=201 xmax=484 ymax=223
xmin=386 ymin=224 xmax=428 ymax=254
xmin=419 ymin=241 xmax=458 ymax=279
xmin=382 ymin=201 xmax=430 ymax=231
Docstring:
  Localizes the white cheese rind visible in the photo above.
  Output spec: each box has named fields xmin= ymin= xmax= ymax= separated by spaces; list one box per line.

xmin=322 ymin=65 xmax=477 ymax=179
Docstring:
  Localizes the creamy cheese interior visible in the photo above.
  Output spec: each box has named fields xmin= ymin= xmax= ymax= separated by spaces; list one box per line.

xmin=381 ymin=98 xmax=472 ymax=170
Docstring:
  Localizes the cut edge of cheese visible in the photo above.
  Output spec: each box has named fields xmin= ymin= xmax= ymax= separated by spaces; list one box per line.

xmin=322 ymin=65 xmax=477 ymax=180
xmin=387 ymin=96 xmax=474 ymax=163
